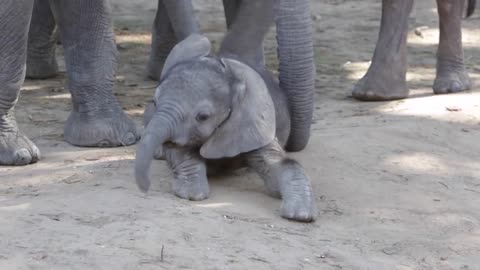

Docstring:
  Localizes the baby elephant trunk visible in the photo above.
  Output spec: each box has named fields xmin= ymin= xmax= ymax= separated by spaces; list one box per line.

xmin=135 ymin=115 xmax=171 ymax=193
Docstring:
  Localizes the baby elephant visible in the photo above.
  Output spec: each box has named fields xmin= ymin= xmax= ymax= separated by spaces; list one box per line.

xmin=135 ymin=35 xmax=316 ymax=222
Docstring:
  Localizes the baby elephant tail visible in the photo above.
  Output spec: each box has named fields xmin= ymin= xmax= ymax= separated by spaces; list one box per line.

xmin=467 ymin=0 xmax=476 ymax=18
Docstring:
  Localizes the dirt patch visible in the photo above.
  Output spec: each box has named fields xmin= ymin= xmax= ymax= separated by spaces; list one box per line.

xmin=1 ymin=0 xmax=479 ymax=269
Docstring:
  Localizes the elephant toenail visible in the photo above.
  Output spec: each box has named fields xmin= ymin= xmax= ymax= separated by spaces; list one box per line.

xmin=353 ymin=90 xmax=362 ymax=97
xmin=31 ymin=147 xmax=41 ymax=162
xmin=97 ymin=140 xmax=111 ymax=147
xmin=14 ymin=149 xmax=32 ymax=165
xmin=297 ymin=210 xmax=313 ymax=221
xmin=436 ymin=83 xmax=448 ymax=92
xmin=451 ymin=82 xmax=461 ymax=92
xmin=122 ymin=132 xmax=137 ymax=145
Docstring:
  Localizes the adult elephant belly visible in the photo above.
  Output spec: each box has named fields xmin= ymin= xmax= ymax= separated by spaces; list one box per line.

xmin=0 ymin=0 xmax=139 ymax=166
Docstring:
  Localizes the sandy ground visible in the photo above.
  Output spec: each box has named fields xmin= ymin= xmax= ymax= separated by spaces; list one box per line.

xmin=1 ymin=0 xmax=480 ymax=269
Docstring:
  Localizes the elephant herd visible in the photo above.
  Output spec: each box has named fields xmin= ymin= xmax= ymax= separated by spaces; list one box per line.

xmin=0 ymin=0 xmax=475 ymax=221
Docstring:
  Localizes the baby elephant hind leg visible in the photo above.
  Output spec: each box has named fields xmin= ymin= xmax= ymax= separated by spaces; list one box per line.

xmin=165 ymin=147 xmax=210 ymax=201
xmin=433 ymin=0 xmax=472 ymax=94
xmin=246 ymin=140 xmax=316 ymax=222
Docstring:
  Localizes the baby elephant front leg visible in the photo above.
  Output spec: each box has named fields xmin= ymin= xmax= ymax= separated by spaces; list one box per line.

xmin=246 ymin=140 xmax=316 ymax=222
xmin=165 ymin=147 xmax=209 ymax=201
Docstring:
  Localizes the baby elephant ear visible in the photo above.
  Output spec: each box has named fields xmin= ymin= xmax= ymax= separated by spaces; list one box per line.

xmin=160 ymin=34 xmax=211 ymax=80
xmin=200 ymin=58 xmax=276 ymax=159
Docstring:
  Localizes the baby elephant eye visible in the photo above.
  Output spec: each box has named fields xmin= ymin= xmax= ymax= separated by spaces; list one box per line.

xmin=196 ymin=112 xmax=210 ymax=122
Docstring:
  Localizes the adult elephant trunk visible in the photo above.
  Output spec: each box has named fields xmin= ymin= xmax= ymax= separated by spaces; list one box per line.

xmin=135 ymin=114 xmax=172 ymax=193
xmin=274 ymin=0 xmax=315 ymax=152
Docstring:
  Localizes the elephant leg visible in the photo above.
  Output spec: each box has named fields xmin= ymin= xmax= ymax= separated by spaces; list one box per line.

xmin=222 ymin=0 xmax=264 ymax=66
xmin=147 ymin=0 xmax=177 ymax=81
xmin=245 ymin=140 xmax=316 ymax=222
xmin=433 ymin=0 xmax=472 ymax=94
xmin=222 ymin=0 xmax=241 ymax=28
xmin=352 ymin=0 xmax=413 ymax=101
xmin=49 ymin=0 xmax=139 ymax=147
xmin=0 ymin=0 xmax=41 ymax=166
xmin=148 ymin=0 xmax=200 ymax=81
xmin=219 ymin=0 xmax=273 ymax=68
xmin=26 ymin=0 xmax=58 ymax=79
xmin=165 ymin=146 xmax=209 ymax=201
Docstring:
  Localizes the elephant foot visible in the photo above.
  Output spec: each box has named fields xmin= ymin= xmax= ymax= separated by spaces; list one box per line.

xmin=26 ymin=56 xmax=59 ymax=79
xmin=433 ymin=62 xmax=472 ymax=94
xmin=166 ymin=147 xmax=210 ymax=201
xmin=64 ymin=106 xmax=139 ymax=147
xmin=278 ymin=159 xmax=316 ymax=222
xmin=0 ymin=127 xmax=41 ymax=166
xmin=352 ymin=68 xmax=409 ymax=101
xmin=172 ymin=176 xmax=210 ymax=201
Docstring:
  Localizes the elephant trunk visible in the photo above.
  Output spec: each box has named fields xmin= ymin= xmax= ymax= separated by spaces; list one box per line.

xmin=135 ymin=113 xmax=173 ymax=193
xmin=274 ymin=0 xmax=315 ymax=152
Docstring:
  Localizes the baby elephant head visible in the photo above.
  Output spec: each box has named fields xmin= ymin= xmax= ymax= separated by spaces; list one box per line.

xmin=135 ymin=34 xmax=276 ymax=192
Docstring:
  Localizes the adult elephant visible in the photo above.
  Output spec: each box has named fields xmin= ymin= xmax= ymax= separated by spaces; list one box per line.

xmin=0 ymin=0 xmax=140 ymax=166
xmin=26 ymin=0 xmax=200 ymax=81
xmin=27 ymin=0 xmax=316 ymax=153
xmin=176 ymin=0 xmax=316 ymax=152
xmin=353 ymin=0 xmax=476 ymax=101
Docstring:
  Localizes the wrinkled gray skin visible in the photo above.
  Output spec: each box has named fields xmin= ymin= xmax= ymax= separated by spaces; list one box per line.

xmin=0 ymin=0 xmax=139 ymax=166
xmin=137 ymin=0 xmax=316 ymax=222
xmin=146 ymin=0 xmax=201 ymax=81
xmin=137 ymin=34 xmax=316 ymax=222
xmin=26 ymin=0 xmax=201 ymax=81
xmin=147 ymin=0 xmax=315 ymax=151
xmin=27 ymin=0 xmax=314 ymax=152
xmin=353 ymin=0 xmax=474 ymax=101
